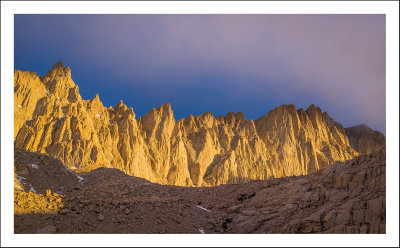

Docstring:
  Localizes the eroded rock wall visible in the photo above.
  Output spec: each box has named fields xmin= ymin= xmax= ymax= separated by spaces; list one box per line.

xmin=14 ymin=62 xmax=384 ymax=186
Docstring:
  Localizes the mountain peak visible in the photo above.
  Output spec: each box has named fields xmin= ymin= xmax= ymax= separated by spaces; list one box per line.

xmin=40 ymin=62 xmax=76 ymax=99
xmin=345 ymin=124 xmax=385 ymax=154
xmin=349 ymin=124 xmax=371 ymax=131
xmin=45 ymin=61 xmax=71 ymax=79
xmin=306 ymin=104 xmax=321 ymax=113
xmin=159 ymin=102 xmax=172 ymax=114
xmin=114 ymin=100 xmax=128 ymax=112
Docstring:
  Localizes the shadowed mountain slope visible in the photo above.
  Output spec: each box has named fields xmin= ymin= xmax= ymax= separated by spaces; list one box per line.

xmin=345 ymin=124 xmax=386 ymax=154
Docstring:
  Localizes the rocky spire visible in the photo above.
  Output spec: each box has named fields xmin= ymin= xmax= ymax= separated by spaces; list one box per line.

xmin=41 ymin=62 xmax=76 ymax=103
xmin=44 ymin=61 xmax=72 ymax=79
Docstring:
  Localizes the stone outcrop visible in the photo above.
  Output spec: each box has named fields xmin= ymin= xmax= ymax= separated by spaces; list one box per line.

xmin=218 ymin=146 xmax=386 ymax=234
xmin=14 ymin=62 xmax=384 ymax=186
xmin=14 ymin=190 xmax=65 ymax=215
xmin=345 ymin=124 xmax=386 ymax=154
xmin=14 ymin=149 xmax=84 ymax=195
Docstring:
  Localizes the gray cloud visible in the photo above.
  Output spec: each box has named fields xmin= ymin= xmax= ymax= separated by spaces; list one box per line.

xmin=15 ymin=14 xmax=386 ymax=133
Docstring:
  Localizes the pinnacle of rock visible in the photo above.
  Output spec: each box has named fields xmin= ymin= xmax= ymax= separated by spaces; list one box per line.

xmin=45 ymin=61 xmax=72 ymax=79
xmin=93 ymin=94 xmax=100 ymax=101
xmin=14 ymin=62 xmax=385 ymax=187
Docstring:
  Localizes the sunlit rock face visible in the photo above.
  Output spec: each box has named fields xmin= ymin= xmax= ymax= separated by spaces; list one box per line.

xmin=14 ymin=70 xmax=47 ymax=139
xmin=14 ymin=62 xmax=384 ymax=186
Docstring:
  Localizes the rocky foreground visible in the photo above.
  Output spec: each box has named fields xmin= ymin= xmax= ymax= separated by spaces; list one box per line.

xmin=14 ymin=146 xmax=385 ymax=234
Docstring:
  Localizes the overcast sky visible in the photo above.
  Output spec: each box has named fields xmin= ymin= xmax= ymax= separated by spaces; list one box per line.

xmin=14 ymin=14 xmax=386 ymax=133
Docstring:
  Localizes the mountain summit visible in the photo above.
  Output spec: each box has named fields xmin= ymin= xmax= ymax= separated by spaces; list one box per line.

xmin=14 ymin=62 xmax=385 ymax=186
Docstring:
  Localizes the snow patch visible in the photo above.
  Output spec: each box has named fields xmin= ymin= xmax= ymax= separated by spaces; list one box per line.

xmin=46 ymin=90 xmax=50 ymax=95
xmin=17 ymin=105 xmax=22 ymax=108
xmin=63 ymin=165 xmax=84 ymax=184
xmin=29 ymin=186 xmax=37 ymax=193
xmin=198 ymin=228 xmax=205 ymax=234
xmin=17 ymin=176 xmax=27 ymax=184
xmin=64 ymin=165 xmax=73 ymax=173
xmin=27 ymin=164 xmax=39 ymax=169
xmin=77 ymin=175 xmax=84 ymax=183
xmin=195 ymin=205 xmax=211 ymax=213
xmin=71 ymin=166 xmax=78 ymax=170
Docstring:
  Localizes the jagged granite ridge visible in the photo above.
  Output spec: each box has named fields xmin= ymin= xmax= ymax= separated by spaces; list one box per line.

xmin=14 ymin=62 xmax=385 ymax=186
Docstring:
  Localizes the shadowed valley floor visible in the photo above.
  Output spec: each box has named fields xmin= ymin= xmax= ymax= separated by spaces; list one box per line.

xmin=14 ymin=147 xmax=385 ymax=234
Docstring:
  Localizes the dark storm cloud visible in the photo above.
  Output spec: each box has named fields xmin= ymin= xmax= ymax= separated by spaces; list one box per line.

xmin=14 ymin=14 xmax=385 ymax=133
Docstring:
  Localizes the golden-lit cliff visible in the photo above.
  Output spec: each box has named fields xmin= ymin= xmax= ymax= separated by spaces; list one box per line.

xmin=14 ymin=62 xmax=384 ymax=186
